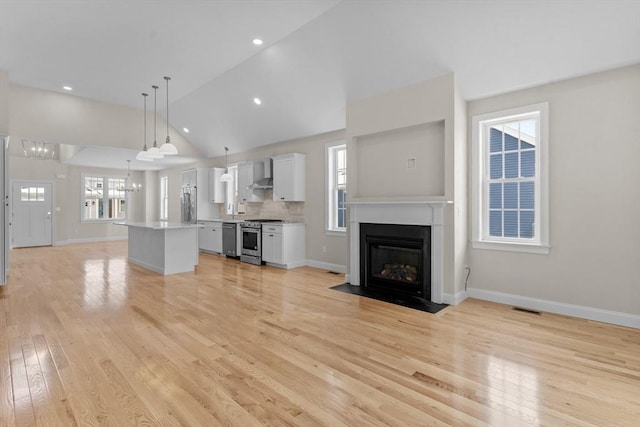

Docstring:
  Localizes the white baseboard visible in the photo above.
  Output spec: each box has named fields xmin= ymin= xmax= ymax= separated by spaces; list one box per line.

xmin=305 ymin=259 xmax=346 ymax=274
xmin=467 ymin=287 xmax=640 ymax=329
xmin=442 ymin=290 xmax=468 ymax=305
xmin=55 ymin=236 xmax=128 ymax=246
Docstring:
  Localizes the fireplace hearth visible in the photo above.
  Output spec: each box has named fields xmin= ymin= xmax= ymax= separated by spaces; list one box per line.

xmin=360 ymin=223 xmax=431 ymax=299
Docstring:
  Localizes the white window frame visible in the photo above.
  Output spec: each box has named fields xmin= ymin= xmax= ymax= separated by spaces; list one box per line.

xmin=159 ymin=175 xmax=169 ymax=220
xmin=471 ymin=102 xmax=549 ymax=254
xmin=326 ymin=142 xmax=347 ymax=235
xmin=81 ymin=173 xmax=129 ymax=223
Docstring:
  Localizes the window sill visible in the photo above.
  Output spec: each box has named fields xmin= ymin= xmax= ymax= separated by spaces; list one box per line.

xmin=472 ymin=240 xmax=549 ymax=255
xmin=326 ymin=229 xmax=346 ymax=237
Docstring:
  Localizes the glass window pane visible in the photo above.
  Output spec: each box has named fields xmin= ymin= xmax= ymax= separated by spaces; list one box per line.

xmin=489 ymin=211 xmax=502 ymax=237
xmin=504 ymin=183 xmax=518 ymax=209
xmin=504 ymin=131 xmax=519 ymax=151
xmin=521 ymin=150 xmax=535 ymax=177
xmin=489 ymin=154 xmax=502 ymax=179
xmin=521 ymin=140 xmax=534 ymax=150
xmin=520 ymin=211 xmax=535 ymax=238
xmin=36 ymin=187 xmax=44 ymax=201
xmin=520 ymin=118 xmax=536 ymax=139
xmin=489 ymin=183 xmax=502 ymax=209
xmin=504 ymin=152 xmax=518 ymax=178
xmin=21 ymin=187 xmax=28 ymax=201
xmin=504 ymin=211 xmax=518 ymax=237
xmin=489 ymin=127 xmax=502 ymax=153
xmin=520 ymin=182 xmax=535 ymax=209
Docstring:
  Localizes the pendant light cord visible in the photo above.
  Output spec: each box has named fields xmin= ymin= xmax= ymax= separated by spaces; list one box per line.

xmin=164 ymin=76 xmax=171 ymax=143
xmin=152 ymin=85 xmax=158 ymax=148
xmin=142 ymin=93 xmax=148 ymax=151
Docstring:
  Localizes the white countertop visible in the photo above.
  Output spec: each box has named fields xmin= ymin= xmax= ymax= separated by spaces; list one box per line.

xmin=114 ymin=221 xmax=203 ymax=230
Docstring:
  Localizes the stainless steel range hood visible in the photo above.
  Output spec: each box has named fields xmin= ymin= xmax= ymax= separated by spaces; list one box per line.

xmin=249 ymin=158 xmax=273 ymax=189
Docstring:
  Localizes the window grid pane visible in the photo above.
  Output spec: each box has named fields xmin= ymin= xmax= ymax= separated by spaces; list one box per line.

xmin=83 ymin=175 xmax=128 ymax=221
xmin=328 ymin=144 xmax=347 ymax=231
xmin=486 ymin=117 xmax=538 ymax=240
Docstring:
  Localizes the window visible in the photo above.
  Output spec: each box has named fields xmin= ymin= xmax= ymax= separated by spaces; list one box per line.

xmin=327 ymin=143 xmax=347 ymax=233
xmin=472 ymin=103 xmax=549 ymax=254
xmin=160 ymin=176 xmax=169 ymax=220
xmin=82 ymin=174 xmax=128 ymax=221
xmin=20 ymin=186 xmax=45 ymax=202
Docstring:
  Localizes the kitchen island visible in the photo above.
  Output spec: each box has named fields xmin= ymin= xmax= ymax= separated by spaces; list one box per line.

xmin=115 ymin=221 xmax=202 ymax=275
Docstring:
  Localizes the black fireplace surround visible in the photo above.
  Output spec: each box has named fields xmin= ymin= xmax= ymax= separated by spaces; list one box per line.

xmin=360 ymin=223 xmax=431 ymax=300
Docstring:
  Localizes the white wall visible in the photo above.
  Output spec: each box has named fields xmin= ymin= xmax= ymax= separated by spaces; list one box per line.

xmin=345 ymin=74 xmax=468 ymax=300
xmin=161 ymin=130 xmax=348 ymax=270
xmin=9 ymin=84 xmax=201 ymax=157
xmin=467 ymin=65 xmax=640 ymax=318
xmin=9 ymin=156 xmax=145 ymax=244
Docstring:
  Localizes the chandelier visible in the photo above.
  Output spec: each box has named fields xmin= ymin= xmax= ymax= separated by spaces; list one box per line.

xmin=118 ymin=160 xmax=142 ymax=192
xmin=22 ymin=139 xmax=55 ymax=160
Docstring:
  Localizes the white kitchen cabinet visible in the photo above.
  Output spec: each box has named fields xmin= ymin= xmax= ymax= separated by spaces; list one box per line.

xmin=261 ymin=223 xmax=305 ymax=269
xmin=198 ymin=221 xmax=223 ymax=254
xmin=237 ymin=161 xmax=264 ymax=202
xmin=272 ymin=153 xmax=305 ymax=202
xmin=181 ymin=168 xmax=197 ymax=188
xmin=182 ymin=168 xmax=215 ymax=220
xmin=208 ymin=168 xmax=225 ymax=204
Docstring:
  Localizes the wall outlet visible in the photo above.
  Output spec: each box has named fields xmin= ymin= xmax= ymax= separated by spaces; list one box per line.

xmin=322 ymin=245 xmax=327 ymax=253
xmin=407 ymin=158 xmax=416 ymax=169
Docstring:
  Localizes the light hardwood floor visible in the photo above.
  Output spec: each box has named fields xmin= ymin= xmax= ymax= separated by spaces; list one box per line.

xmin=1 ymin=241 xmax=639 ymax=426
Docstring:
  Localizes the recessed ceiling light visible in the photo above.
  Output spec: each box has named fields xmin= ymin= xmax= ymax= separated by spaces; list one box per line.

xmin=183 ymin=127 xmax=189 ymax=133
xmin=253 ymin=97 xmax=262 ymax=105
xmin=252 ymin=38 xmax=263 ymax=46
xmin=63 ymin=86 xmax=73 ymax=91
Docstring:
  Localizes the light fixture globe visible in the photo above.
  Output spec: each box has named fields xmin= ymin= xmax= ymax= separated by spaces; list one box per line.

xmin=160 ymin=76 xmax=179 ymax=155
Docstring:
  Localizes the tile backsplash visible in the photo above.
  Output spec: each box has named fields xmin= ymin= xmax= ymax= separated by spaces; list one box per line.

xmin=219 ymin=189 xmax=305 ymax=223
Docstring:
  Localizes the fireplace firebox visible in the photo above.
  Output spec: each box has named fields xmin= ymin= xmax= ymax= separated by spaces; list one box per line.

xmin=360 ymin=223 xmax=431 ymax=299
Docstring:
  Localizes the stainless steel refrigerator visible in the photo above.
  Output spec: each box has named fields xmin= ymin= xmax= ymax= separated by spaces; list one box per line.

xmin=180 ymin=185 xmax=197 ymax=224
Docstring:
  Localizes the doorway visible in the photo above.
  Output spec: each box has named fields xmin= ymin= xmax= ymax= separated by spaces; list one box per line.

xmin=11 ymin=181 xmax=53 ymax=248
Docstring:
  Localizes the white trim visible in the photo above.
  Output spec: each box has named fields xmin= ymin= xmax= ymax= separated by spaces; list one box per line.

xmin=325 ymin=141 xmax=346 ymax=233
xmin=305 ymin=259 xmax=346 ymax=274
xmin=467 ymin=287 xmax=640 ymax=329
xmin=55 ymin=236 xmax=127 ymax=246
xmin=442 ymin=290 xmax=468 ymax=305
xmin=80 ymin=173 xmax=129 ymax=222
xmin=471 ymin=102 xmax=549 ymax=253
xmin=471 ymin=240 xmax=550 ymax=254
xmin=347 ymin=200 xmax=445 ymax=304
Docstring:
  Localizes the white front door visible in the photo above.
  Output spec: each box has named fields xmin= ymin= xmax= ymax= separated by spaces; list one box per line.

xmin=11 ymin=181 xmax=53 ymax=248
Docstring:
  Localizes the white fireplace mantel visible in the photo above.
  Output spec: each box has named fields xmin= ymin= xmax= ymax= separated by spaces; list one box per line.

xmin=347 ymin=200 xmax=447 ymax=304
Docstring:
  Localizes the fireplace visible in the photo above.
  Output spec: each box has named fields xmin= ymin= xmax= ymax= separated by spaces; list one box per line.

xmin=348 ymin=201 xmax=444 ymax=304
xmin=360 ymin=223 xmax=431 ymax=298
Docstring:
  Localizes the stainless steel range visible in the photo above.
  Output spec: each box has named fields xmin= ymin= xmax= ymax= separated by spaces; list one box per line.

xmin=240 ymin=219 xmax=282 ymax=265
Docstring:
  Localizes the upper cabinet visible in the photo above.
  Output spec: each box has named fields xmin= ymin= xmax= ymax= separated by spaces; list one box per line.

xmin=272 ymin=153 xmax=305 ymax=202
xmin=181 ymin=168 xmax=215 ymax=220
xmin=237 ymin=161 xmax=265 ymax=202
xmin=208 ymin=168 xmax=225 ymax=204
xmin=181 ymin=168 xmax=197 ymax=188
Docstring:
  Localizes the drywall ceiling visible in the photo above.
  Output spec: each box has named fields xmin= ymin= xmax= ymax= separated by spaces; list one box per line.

xmin=2 ymin=0 xmax=639 ymax=164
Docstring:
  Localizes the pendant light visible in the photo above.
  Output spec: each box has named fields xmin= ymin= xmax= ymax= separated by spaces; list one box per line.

xmin=159 ymin=76 xmax=179 ymax=155
xmin=146 ymin=84 xmax=164 ymax=159
xmin=220 ymin=146 xmax=232 ymax=182
xmin=136 ymin=93 xmax=153 ymax=162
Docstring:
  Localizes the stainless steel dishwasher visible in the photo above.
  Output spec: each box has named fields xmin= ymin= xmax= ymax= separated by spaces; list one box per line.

xmin=222 ymin=222 xmax=237 ymax=257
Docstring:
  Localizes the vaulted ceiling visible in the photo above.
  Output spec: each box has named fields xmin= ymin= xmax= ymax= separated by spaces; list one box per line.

xmin=2 ymin=0 xmax=639 ymax=162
